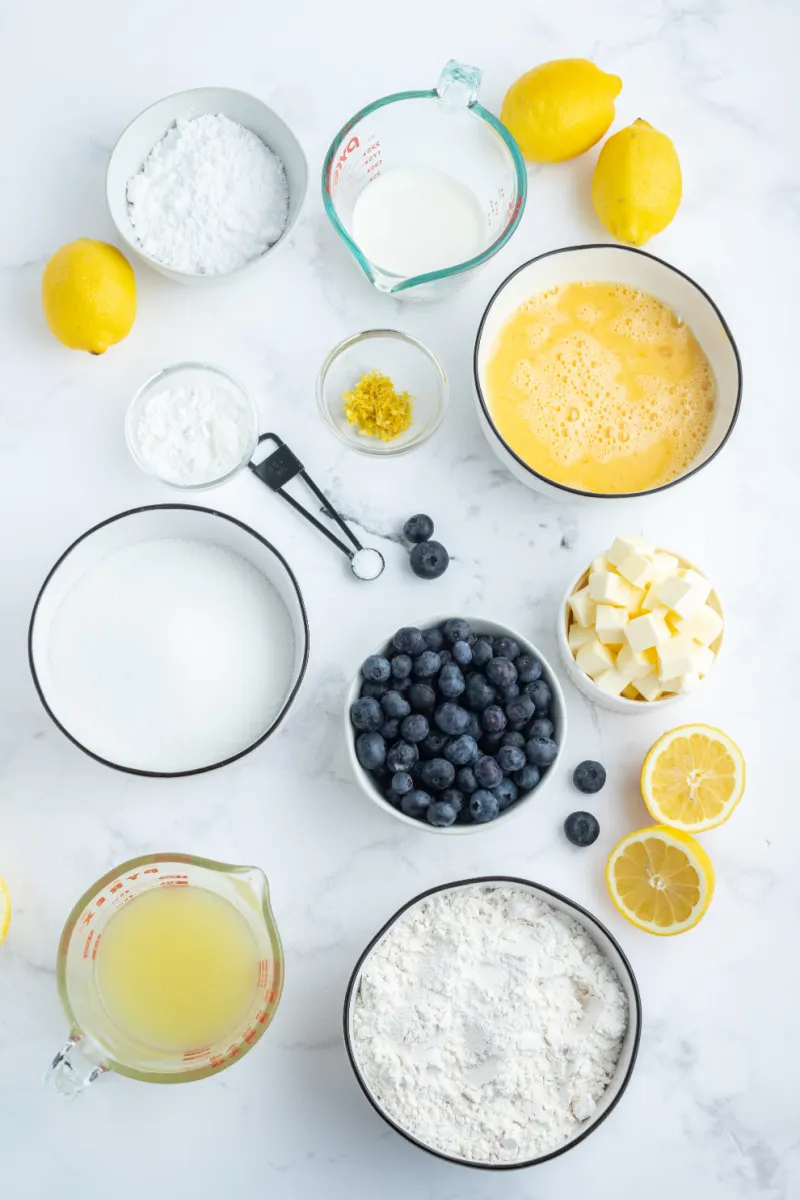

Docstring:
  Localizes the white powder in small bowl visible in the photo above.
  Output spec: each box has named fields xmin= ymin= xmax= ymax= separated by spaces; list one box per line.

xmin=126 ymin=112 xmax=289 ymax=275
xmin=131 ymin=383 xmax=256 ymax=487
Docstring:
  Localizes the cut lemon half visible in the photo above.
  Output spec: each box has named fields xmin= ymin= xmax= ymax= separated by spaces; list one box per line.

xmin=0 ymin=875 xmax=10 ymax=945
xmin=641 ymin=724 xmax=745 ymax=832
xmin=606 ymin=825 xmax=714 ymax=935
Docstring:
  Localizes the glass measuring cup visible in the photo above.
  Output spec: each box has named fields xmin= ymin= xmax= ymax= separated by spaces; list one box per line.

xmin=47 ymin=853 xmax=283 ymax=1095
xmin=322 ymin=60 xmax=527 ymax=300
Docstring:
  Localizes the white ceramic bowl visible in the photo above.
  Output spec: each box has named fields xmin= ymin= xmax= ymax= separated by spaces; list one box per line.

xmin=345 ymin=616 xmax=566 ymax=834
xmin=344 ymin=875 xmax=642 ymax=1169
xmin=473 ymin=244 xmax=742 ymax=504
xmin=106 ymin=87 xmax=308 ymax=284
xmin=557 ymin=550 xmax=724 ymax=714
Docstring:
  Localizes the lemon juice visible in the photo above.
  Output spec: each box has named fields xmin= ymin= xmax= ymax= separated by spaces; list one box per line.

xmin=96 ymin=885 xmax=259 ymax=1052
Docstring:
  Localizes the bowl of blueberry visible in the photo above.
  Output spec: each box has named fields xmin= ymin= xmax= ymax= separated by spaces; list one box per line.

xmin=346 ymin=617 xmax=566 ymax=833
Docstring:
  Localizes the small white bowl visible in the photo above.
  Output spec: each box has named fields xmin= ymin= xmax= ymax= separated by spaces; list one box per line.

xmin=345 ymin=616 xmax=567 ymax=833
xmin=106 ymin=87 xmax=308 ymax=284
xmin=557 ymin=551 xmax=724 ymax=714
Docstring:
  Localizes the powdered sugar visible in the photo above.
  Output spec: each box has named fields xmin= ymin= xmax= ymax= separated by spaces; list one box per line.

xmin=127 ymin=113 xmax=289 ymax=274
xmin=132 ymin=384 xmax=256 ymax=485
xmin=351 ymin=884 xmax=629 ymax=1164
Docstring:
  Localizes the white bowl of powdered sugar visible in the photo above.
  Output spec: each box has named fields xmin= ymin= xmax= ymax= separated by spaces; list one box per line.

xmin=106 ymin=87 xmax=307 ymax=283
xmin=344 ymin=877 xmax=641 ymax=1169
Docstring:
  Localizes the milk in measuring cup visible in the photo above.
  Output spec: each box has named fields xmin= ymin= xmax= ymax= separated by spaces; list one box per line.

xmin=352 ymin=167 xmax=486 ymax=278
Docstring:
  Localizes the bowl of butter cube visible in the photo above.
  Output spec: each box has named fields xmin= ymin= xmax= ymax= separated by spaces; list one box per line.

xmin=557 ymin=535 xmax=724 ymax=713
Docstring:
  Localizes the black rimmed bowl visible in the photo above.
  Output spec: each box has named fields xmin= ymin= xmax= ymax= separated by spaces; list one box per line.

xmin=344 ymin=876 xmax=642 ymax=1169
xmin=28 ymin=505 xmax=309 ymax=776
xmin=473 ymin=244 xmax=742 ymax=504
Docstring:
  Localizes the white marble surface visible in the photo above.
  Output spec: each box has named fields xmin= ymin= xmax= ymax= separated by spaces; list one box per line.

xmin=1 ymin=1 xmax=797 ymax=1196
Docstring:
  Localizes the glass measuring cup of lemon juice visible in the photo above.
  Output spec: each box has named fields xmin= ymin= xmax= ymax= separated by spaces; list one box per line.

xmin=47 ymin=853 xmax=283 ymax=1093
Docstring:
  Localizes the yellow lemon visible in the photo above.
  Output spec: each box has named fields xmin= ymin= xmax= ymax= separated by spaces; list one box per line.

xmin=42 ymin=239 xmax=136 ymax=354
xmin=606 ymin=825 xmax=714 ymax=936
xmin=0 ymin=875 xmax=10 ymax=946
xmin=501 ymin=59 xmax=622 ymax=163
xmin=641 ymin=724 xmax=745 ymax=833
xmin=592 ymin=118 xmax=682 ymax=245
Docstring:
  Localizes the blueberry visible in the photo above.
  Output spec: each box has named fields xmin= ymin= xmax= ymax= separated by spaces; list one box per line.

xmin=469 ymin=790 xmax=500 ymax=823
xmin=456 ymin=766 xmax=478 ymax=794
xmin=360 ymin=680 xmax=388 ymax=699
xmin=391 ymin=654 xmax=413 ymax=680
xmin=475 ymin=755 xmax=503 ymax=789
xmin=413 ymin=650 xmax=441 ymax=678
xmin=471 ymin=638 xmax=494 ymax=668
xmin=528 ymin=679 xmax=552 ymax=715
xmin=410 ymin=540 xmax=449 ymax=580
xmin=420 ymin=758 xmax=456 ymax=791
xmin=356 ymin=731 xmax=386 ymax=771
xmin=427 ymin=800 xmax=458 ymax=827
xmin=362 ymin=654 xmax=391 ymax=683
xmin=403 ymin=513 xmax=434 ymax=543
xmin=392 ymin=627 xmax=427 ymax=656
xmin=464 ymin=673 xmax=496 ymax=711
xmin=486 ymin=657 xmax=517 ymax=689
xmin=528 ymin=718 xmax=554 ymax=740
xmin=393 ymin=676 xmax=412 ymax=694
xmin=516 ymin=655 xmax=542 ymax=684
xmin=408 ymin=683 xmax=436 ymax=711
xmin=444 ymin=734 xmax=478 ymax=766
xmin=497 ymin=744 xmax=526 ymax=774
xmin=451 ymin=640 xmax=473 ymax=667
xmin=379 ymin=719 xmax=400 ymax=741
xmin=420 ymin=731 xmax=447 ymax=759
xmin=438 ymin=649 xmax=453 ymax=666
xmin=438 ymin=663 xmax=465 ymax=698
xmin=505 ymin=694 xmax=535 ymax=725
xmin=401 ymin=790 xmax=432 ymax=819
xmin=350 ymin=696 xmax=384 ymax=731
xmin=515 ymin=763 xmax=541 ymax=791
xmin=526 ymin=736 xmax=559 ymax=767
xmin=499 ymin=683 xmax=521 ymax=702
xmin=391 ymin=771 xmax=414 ymax=796
xmin=465 ymin=711 xmax=482 ymax=740
xmin=502 ymin=731 xmax=527 ymax=750
xmin=400 ymin=714 xmax=429 ymax=743
xmin=494 ymin=636 xmax=520 ymax=660
xmin=381 ymin=690 xmax=411 ymax=720
xmin=434 ymin=703 xmax=470 ymax=736
xmin=443 ymin=619 xmax=472 ymax=645
xmin=386 ymin=740 xmax=417 ymax=773
xmin=423 ymin=627 xmax=445 ymax=652
xmin=573 ymin=760 xmax=607 ymax=794
xmin=564 ymin=811 xmax=600 ymax=847
xmin=480 ymin=731 xmax=505 ymax=753
xmin=440 ymin=787 xmax=464 ymax=814
xmin=493 ymin=777 xmax=519 ymax=811
xmin=482 ymin=705 xmax=507 ymax=734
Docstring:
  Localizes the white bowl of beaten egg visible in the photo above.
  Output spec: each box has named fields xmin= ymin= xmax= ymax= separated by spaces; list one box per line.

xmin=473 ymin=245 xmax=742 ymax=502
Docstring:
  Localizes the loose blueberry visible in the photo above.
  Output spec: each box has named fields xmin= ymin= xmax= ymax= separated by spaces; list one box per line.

xmin=516 ymin=655 xmax=542 ymax=684
xmin=362 ymin=654 xmax=391 ymax=683
xmin=573 ymin=760 xmax=607 ymax=794
xmin=360 ymin=680 xmax=388 ymax=699
xmin=451 ymin=640 xmax=473 ymax=668
xmin=464 ymin=673 xmax=496 ymax=711
xmin=438 ymin=649 xmax=453 ymax=665
xmin=443 ymin=619 xmax=472 ymax=645
xmin=410 ymin=540 xmax=450 ymax=580
xmin=390 ymin=654 xmax=413 ymax=680
xmin=440 ymin=788 xmax=464 ymax=814
xmin=438 ymin=663 xmax=466 ymax=698
xmin=527 ymin=679 xmax=552 ymax=714
xmin=474 ymin=755 xmax=503 ymax=789
xmin=356 ymin=731 xmax=386 ymax=771
xmin=401 ymin=789 xmax=432 ymax=818
xmin=423 ymin=626 xmax=445 ymax=652
xmin=456 ymin=766 xmax=478 ymax=794
xmin=386 ymin=740 xmax=418 ymax=773
xmin=413 ymin=650 xmax=441 ymax=678
xmin=482 ymin=705 xmax=507 ymax=734
xmin=408 ymin=682 xmax=436 ymax=711
xmin=403 ymin=513 xmax=434 ymax=544
xmin=393 ymin=676 xmax=412 ymax=693
xmin=502 ymin=731 xmax=527 ymax=750
xmin=515 ymin=763 xmax=541 ymax=791
xmin=392 ymin=627 xmax=427 ymax=656
xmin=420 ymin=757 xmax=456 ymax=791
xmin=505 ymin=694 xmax=535 ymax=725
xmin=471 ymin=638 xmax=494 ymax=668
xmin=486 ymin=657 xmax=517 ymax=689
xmin=444 ymin=734 xmax=478 ymax=766
xmin=528 ymin=717 xmax=554 ymax=739
xmin=400 ymin=714 xmax=429 ymax=743
xmin=499 ymin=683 xmax=521 ymax=702
xmin=469 ymin=789 xmax=500 ymax=823
xmin=434 ymin=703 xmax=470 ymax=736
xmin=492 ymin=777 xmax=519 ymax=811
xmin=391 ymin=771 xmax=414 ymax=796
xmin=420 ymin=731 xmax=447 ymax=760
xmin=427 ymin=799 xmax=458 ymax=827
xmin=564 ymin=811 xmax=600 ymax=847
xmin=493 ymin=636 xmax=520 ymax=660
xmin=465 ymin=711 xmax=482 ymax=740
xmin=497 ymin=744 xmax=526 ymax=774
xmin=381 ymin=690 xmax=411 ymax=720
xmin=379 ymin=719 xmax=400 ymax=741
xmin=526 ymin=736 xmax=559 ymax=767
xmin=350 ymin=696 xmax=384 ymax=732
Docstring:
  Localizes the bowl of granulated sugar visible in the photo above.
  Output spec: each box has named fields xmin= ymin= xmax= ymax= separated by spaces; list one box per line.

xmin=106 ymin=87 xmax=308 ymax=283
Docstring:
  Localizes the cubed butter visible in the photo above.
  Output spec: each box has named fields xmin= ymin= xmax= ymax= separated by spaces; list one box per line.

xmin=639 ymin=583 xmax=660 ymax=612
xmin=625 ymin=612 xmax=671 ymax=653
xmin=616 ymin=643 xmax=654 ymax=680
xmin=589 ymin=571 xmax=635 ymax=608
xmin=591 ymin=554 xmax=609 ymax=573
xmin=657 ymin=635 xmax=707 ymax=679
xmin=660 ymin=671 xmax=701 ymax=694
xmin=654 ymin=572 xmax=709 ymax=619
xmin=616 ymin=550 xmax=653 ymax=588
xmin=607 ymin=535 xmax=654 ymax=570
xmin=595 ymin=604 xmax=629 ymax=645
xmin=648 ymin=552 xmax=680 ymax=583
xmin=568 ymin=585 xmax=596 ymax=628
xmin=692 ymin=644 xmax=716 ymax=676
xmin=675 ymin=604 xmax=723 ymax=646
xmin=576 ymin=639 xmax=615 ymax=679
xmin=628 ymin=585 xmax=646 ymax=613
xmin=593 ymin=668 xmax=635 ymax=697
xmin=635 ymin=671 xmax=663 ymax=701
xmin=621 ymin=683 xmax=639 ymax=700
xmin=568 ymin=622 xmax=597 ymax=652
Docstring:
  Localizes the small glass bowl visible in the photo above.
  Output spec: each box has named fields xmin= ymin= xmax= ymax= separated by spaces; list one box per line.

xmin=126 ymin=362 xmax=260 ymax=491
xmin=316 ymin=330 xmax=448 ymax=456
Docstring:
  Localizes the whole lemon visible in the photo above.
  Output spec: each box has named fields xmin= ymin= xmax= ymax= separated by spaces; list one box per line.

xmin=501 ymin=59 xmax=622 ymax=163
xmin=42 ymin=239 xmax=136 ymax=354
xmin=592 ymin=119 xmax=682 ymax=245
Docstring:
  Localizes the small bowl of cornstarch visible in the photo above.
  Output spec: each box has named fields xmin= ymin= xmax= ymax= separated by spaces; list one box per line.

xmin=107 ymin=87 xmax=307 ymax=282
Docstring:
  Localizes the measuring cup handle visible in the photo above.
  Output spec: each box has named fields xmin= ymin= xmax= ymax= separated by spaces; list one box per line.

xmin=46 ymin=1035 xmax=107 ymax=1098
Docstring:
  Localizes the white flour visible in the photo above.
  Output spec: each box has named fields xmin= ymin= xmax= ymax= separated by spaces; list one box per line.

xmin=127 ymin=113 xmax=289 ymax=274
xmin=133 ymin=384 xmax=255 ymax=485
xmin=352 ymin=885 xmax=628 ymax=1164
xmin=45 ymin=539 xmax=295 ymax=772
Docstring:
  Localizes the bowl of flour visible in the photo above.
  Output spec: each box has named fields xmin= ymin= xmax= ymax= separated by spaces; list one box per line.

xmin=106 ymin=88 xmax=307 ymax=283
xmin=344 ymin=877 xmax=641 ymax=1169
xmin=28 ymin=505 xmax=309 ymax=775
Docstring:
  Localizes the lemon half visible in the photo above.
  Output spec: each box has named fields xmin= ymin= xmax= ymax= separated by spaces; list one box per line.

xmin=606 ymin=825 xmax=714 ymax=936
xmin=641 ymin=724 xmax=745 ymax=832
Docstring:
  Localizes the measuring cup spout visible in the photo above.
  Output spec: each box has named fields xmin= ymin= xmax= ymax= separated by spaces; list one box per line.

xmin=46 ymin=1035 xmax=108 ymax=1098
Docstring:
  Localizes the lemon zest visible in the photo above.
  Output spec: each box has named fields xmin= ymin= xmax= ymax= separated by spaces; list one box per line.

xmin=343 ymin=371 xmax=413 ymax=442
